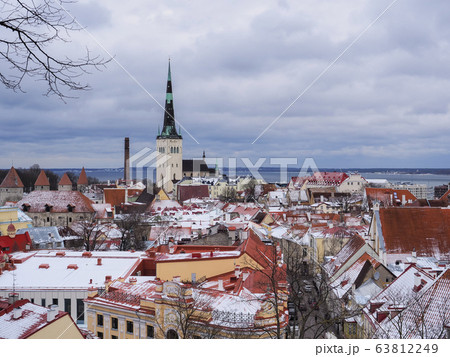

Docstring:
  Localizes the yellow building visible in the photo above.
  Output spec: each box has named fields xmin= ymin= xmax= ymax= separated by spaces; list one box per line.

xmin=85 ymin=230 xmax=289 ymax=339
xmin=0 ymin=207 xmax=33 ymax=236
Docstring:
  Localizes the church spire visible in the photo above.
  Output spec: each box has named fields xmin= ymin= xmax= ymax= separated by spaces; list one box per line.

xmin=158 ymin=59 xmax=182 ymax=139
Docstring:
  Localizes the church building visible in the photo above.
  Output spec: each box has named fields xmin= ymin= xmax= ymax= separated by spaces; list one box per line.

xmin=156 ymin=62 xmax=212 ymax=192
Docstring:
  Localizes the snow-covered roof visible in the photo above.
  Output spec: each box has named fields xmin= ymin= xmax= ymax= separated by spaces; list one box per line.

xmin=16 ymin=226 xmax=63 ymax=244
xmin=0 ymin=251 xmax=143 ymax=290
xmin=0 ymin=301 xmax=67 ymax=339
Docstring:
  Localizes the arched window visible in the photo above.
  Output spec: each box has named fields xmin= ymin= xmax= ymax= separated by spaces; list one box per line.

xmin=176 ymin=147 xmax=179 ymax=153
xmin=166 ymin=329 xmax=179 ymax=339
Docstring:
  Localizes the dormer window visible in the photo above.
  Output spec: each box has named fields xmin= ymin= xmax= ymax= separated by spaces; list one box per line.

xmin=67 ymin=204 xmax=75 ymax=213
xmin=45 ymin=204 xmax=52 ymax=212
xmin=22 ymin=204 xmax=30 ymax=212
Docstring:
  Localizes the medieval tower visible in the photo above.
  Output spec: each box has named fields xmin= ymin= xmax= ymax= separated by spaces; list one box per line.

xmin=156 ymin=61 xmax=183 ymax=192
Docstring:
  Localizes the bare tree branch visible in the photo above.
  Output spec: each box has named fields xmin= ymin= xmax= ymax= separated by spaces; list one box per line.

xmin=0 ymin=0 xmax=110 ymax=99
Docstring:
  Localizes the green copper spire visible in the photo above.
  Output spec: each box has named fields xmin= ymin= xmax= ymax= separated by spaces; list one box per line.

xmin=157 ymin=59 xmax=181 ymax=139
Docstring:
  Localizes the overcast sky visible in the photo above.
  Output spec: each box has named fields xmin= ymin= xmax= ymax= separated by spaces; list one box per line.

xmin=1 ymin=0 xmax=450 ymax=169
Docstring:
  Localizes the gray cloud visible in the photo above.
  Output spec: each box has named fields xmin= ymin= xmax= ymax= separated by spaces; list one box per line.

xmin=1 ymin=0 xmax=449 ymax=169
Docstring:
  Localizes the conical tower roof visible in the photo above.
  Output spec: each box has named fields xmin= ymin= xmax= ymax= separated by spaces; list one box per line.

xmin=157 ymin=60 xmax=182 ymax=139
xmin=77 ymin=167 xmax=88 ymax=185
xmin=34 ymin=170 xmax=50 ymax=187
xmin=0 ymin=167 xmax=24 ymax=188
xmin=58 ymin=172 xmax=72 ymax=186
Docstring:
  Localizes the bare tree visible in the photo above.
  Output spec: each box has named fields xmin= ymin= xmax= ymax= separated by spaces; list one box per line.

xmin=374 ymin=288 xmax=450 ymax=339
xmin=116 ymin=213 xmax=147 ymax=251
xmin=242 ymin=178 xmax=258 ymax=202
xmin=155 ymin=283 xmax=216 ymax=339
xmin=242 ymin=242 xmax=289 ymax=339
xmin=0 ymin=0 xmax=109 ymax=98
xmin=219 ymin=186 xmax=236 ymax=202
xmin=72 ymin=216 xmax=106 ymax=251
xmin=279 ymin=238 xmax=362 ymax=339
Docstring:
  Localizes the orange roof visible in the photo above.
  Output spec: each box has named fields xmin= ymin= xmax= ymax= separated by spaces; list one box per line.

xmin=0 ymin=167 xmax=24 ymax=188
xmin=58 ymin=172 xmax=72 ymax=186
xmin=34 ymin=170 xmax=50 ymax=186
xmin=366 ymin=188 xmax=417 ymax=206
xmin=439 ymin=189 xmax=450 ymax=203
xmin=379 ymin=207 xmax=450 ymax=257
xmin=104 ymin=188 xmax=127 ymax=206
xmin=77 ymin=167 xmax=88 ymax=185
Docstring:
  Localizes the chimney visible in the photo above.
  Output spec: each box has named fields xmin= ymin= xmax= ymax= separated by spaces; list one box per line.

xmin=105 ymin=275 xmax=112 ymax=283
xmin=129 ymin=277 xmax=137 ymax=285
xmin=8 ymin=292 xmax=19 ymax=304
xmin=411 ymin=249 xmax=417 ymax=264
xmin=173 ymin=276 xmax=181 ymax=283
xmin=124 ymin=137 xmax=130 ymax=182
xmin=218 ymin=279 xmax=224 ymax=291
xmin=13 ymin=307 xmax=23 ymax=319
xmin=401 ymin=194 xmax=406 ymax=205
xmin=97 ymin=258 xmax=102 ymax=266
xmin=235 ymin=265 xmax=241 ymax=278
xmin=47 ymin=305 xmax=58 ymax=322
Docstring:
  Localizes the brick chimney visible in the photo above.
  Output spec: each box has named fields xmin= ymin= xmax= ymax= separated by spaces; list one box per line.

xmin=124 ymin=137 xmax=130 ymax=182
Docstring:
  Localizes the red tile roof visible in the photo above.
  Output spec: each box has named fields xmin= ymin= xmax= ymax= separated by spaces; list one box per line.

xmin=34 ymin=170 xmax=50 ymax=186
xmin=58 ymin=173 xmax=72 ymax=186
xmin=309 ymin=171 xmax=349 ymax=185
xmin=17 ymin=191 xmax=95 ymax=213
xmin=177 ymin=185 xmax=209 ymax=202
xmin=366 ymin=188 xmax=417 ymax=206
xmin=379 ymin=207 xmax=450 ymax=258
xmin=439 ymin=189 xmax=450 ymax=204
xmin=323 ymin=235 xmax=366 ymax=277
xmin=0 ymin=232 xmax=32 ymax=253
xmin=77 ymin=167 xmax=88 ymax=185
xmin=104 ymin=188 xmax=126 ymax=206
xmin=0 ymin=167 xmax=24 ymax=188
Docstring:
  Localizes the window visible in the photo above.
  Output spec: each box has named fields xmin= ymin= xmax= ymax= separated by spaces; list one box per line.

xmin=64 ymin=299 xmax=71 ymax=314
xmin=52 ymin=298 xmax=58 ymax=306
xmin=97 ymin=331 xmax=103 ymax=339
xmin=111 ymin=317 xmax=118 ymax=330
xmin=69 ymin=217 xmax=72 ymax=223
xmin=97 ymin=314 xmax=104 ymax=327
xmin=347 ymin=323 xmax=356 ymax=335
xmin=76 ymin=299 xmax=84 ymax=324
xmin=41 ymin=298 xmax=46 ymax=307
xmin=46 ymin=217 xmax=50 ymax=222
xmin=126 ymin=321 xmax=134 ymax=334
xmin=111 ymin=335 xmax=118 ymax=339
xmin=147 ymin=325 xmax=154 ymax=338
xmin=31 ymin=298 xmax=34 ymax=304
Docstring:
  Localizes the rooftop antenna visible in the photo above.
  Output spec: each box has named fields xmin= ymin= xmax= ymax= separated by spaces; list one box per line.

xmin=12 ymin=264 xmax=16 ymax=299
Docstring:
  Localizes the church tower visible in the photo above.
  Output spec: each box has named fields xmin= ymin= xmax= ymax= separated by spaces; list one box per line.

xmin=156 ymin=60 xmax=183 ymax=192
